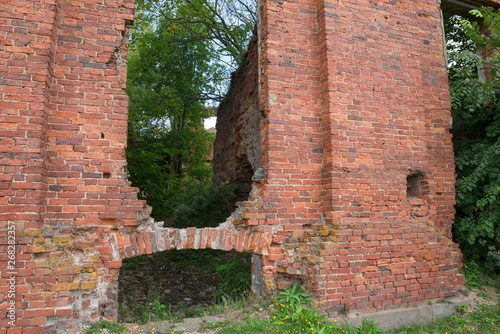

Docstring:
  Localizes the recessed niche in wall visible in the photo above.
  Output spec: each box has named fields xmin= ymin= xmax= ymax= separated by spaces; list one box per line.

xmin=407 ymin=170 xmax=424 ymax=198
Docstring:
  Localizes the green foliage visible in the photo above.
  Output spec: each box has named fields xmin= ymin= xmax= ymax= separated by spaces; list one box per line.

xmin=126 ymin=1 xmax=219 ymax=222
xmin=214 ymin=252 xmax=252 ymax=298
xmin=270 ymin=283 xmax=331 ymax=334
xmin=357 ymin=318 xmax=384 ymax=334
xmin=214 ymin=287 xmax=500 ymax=334
xmin=447 ymin=7 xmax=500 ymax=273
xmin=171 ymin=182 xmax=238 ymax=228
xmin=126 ymin=0 xmax=256 ymax=226
xmin=461 ymin=260 xmax=483 ymax=290
xmin=137 ymin=0 xmax=256 ymax=69
xmin=460 ymin=7 xmax=500 ymax=51
xmin=84 ymin=320 xmax=128 ymax=334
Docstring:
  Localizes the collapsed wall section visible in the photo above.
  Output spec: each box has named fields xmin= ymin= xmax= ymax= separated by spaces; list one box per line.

xmin=0 ymin=0 xmax=149 ymax=332
xmin=0 ymin=4 xmax=270 ymax=332
xmin=213 ymin=34 xmax=261 ymax=202
xmin=3 ymin=0 xmax=500 ymax=332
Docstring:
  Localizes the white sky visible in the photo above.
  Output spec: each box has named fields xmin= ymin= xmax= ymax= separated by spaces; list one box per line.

xmin=204 ymin=116 xmax=217 ymax=129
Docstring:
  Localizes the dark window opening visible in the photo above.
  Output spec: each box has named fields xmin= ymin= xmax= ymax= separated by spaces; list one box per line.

xmin=233 ymin=155 xmax=255 ymax=204
xmin=407 ymin=170 xmax=425 ymax=199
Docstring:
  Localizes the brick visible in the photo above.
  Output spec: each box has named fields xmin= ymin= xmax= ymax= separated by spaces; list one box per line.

xmin=1 ymin=0 xmax=473 ymax=330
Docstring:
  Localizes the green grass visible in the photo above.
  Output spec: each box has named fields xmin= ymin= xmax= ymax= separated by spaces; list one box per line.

xmin=213 ymin=303 xmax=500 ymax=334
xmin=84 ymin=320 xmax=128 ymax=334
xmin=209 ymin=283 xmax=500 ymax=334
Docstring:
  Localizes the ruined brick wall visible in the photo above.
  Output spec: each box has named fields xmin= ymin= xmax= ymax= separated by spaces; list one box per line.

xmin=253 ymin=0 xmax=468 ymax=313
xmin=2 ymin=0 xmax=500 ymax=332
xmin=214 ymin=0 xmax=473 ymax=313
xmin=0 ymin=0 xmax=148 ymax=332
xmin=213 ymin=34 xmax=261 ymax=198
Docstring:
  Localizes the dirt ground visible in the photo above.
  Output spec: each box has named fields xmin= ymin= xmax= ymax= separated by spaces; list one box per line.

xmin=118 ymin=250 xmax=252 ymax=323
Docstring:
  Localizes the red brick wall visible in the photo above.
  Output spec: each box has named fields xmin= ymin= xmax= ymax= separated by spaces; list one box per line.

xmin=213 ymin=35 xmax=261 ymax=196
xmin=254 ymin=0 xmax=468 ymax=313
xmin=0 ymin=0 xmax=147 ymax=332
xmin=3 ymin=0 xmax=499 ymax=332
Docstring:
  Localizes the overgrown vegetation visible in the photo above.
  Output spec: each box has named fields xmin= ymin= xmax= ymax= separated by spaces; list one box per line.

xmin=126 ymin=0 xmax=256 ymax=225
xmin=171 ymin=182 xmax=239 ymax=228
xmin=446 ymin=7 xmax=500 ymax=273
xmin=118 ymin=250 xmax=252 ymax=324
xmin=84 ymin=320 xmax=128 ymax=334
xmin=212 ymin=283 xmax=500 ymax=334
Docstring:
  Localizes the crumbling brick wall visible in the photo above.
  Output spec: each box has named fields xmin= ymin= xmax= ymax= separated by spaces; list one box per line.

xmin=255 ymin=0 xmax=467 ymax=313
xmin=213 ymin=34 xmax=261 ymax=201
xmin=0 ymin=0 xmax=147 ymax=332
xmin=2 ymin=0 xmax=500 ymax=332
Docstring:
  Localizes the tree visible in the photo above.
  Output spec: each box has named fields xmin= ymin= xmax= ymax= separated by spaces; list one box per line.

xmin=447 ymin=7 xmax=500 ymax=272
xmin=126 ymin=0 xmax=255 ymax=224
xmin=136 ymin=0 xmax=257 ymax=100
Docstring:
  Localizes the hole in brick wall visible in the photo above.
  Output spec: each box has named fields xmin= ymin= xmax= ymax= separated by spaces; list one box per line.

xmin=103 ymin=172 xmax=111 ymax=179
xmin=101 ymin=133 xmax=105 ymax=138
xmin=117 ymin=249 xmax=252 ymax=323
xmin=233 ymin=155 xmax=255 ymax=204
xmin=406 ymin=170 xmax=424 ymax=198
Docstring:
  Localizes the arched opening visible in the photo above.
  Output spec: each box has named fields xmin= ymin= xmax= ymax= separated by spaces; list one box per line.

xmin=118 ymin=249 xmax=253 ymax=323
xmin=118 ymin=0 xmax=262 ymax=325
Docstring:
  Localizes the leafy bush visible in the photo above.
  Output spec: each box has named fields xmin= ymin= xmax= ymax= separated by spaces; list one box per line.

xmin=170 ymin=182 xmax=238 ymax=228
xmin=214 ymin=252 xmax=252 ymax=298
xmin=448 ymin=7 xmax=500 ymax=273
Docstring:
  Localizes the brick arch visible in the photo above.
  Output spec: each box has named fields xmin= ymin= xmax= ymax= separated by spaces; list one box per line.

xmin=114 ymin=225 xmax=273 ymax=260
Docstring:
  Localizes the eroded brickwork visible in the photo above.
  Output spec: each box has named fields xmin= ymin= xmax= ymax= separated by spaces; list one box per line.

xmin=2 ymin=0 xmax=500 ymax=332
xmin=213 ymin=34 xmax=261 ymax=199
xmin=0 ymin=0 xmax=147 ymax=332
xmin=254 ymin=0 xmax=466 ymax=313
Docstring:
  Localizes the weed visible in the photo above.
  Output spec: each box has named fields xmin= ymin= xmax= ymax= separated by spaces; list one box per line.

xmin=84 ymin=320 xmax=127 ymax=334
xmin=358 ymin=318 xmax=384 ymax=334
xmin=200 ymin=318 xmax=234 ymax=331
xmin=456 ymin=304 xmax=468 ymax=314
xmin=119 ymin=289 xmax=181 ymax=324
xmin=270 ymin=282 xmax=339 ymax=333
xmin=203 ymin=292 xmax=268 ymax=317
xmin=462 ymin=260 xmax=483 ymax=290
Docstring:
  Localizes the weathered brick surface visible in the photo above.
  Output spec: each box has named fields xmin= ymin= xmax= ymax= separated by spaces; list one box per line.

xmin=2 ymin=0 xmax=499 ymax=332
xmin=0 ymin=0 xmax=146 ymax=332
xmin=251 ymin=0 xmax=468 ymax=313
xmin=213 ymin=34 xmax=261 ymax=200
